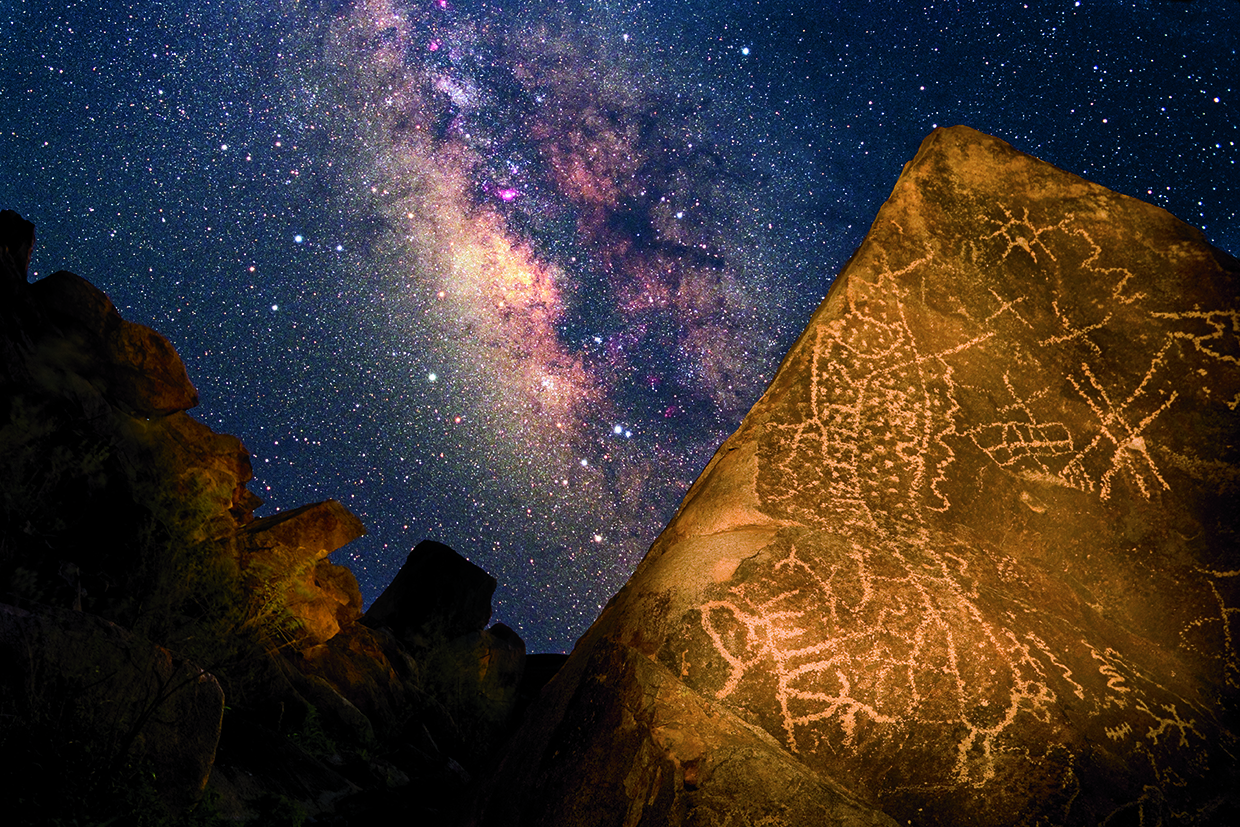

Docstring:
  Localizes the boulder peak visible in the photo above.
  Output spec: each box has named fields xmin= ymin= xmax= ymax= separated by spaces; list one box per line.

xmin=477 ymin=126 xmax=1240 ymax=826
xmin=29 ymin=269 xmax=200 ymax=415
xmin=363 ymin=539 xmax=497 ymax=650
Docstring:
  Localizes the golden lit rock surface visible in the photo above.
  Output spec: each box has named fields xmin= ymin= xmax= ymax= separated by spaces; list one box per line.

xmin=242 ymin=500 xmax=367 ymax=644
xmin=477 ymin=126 xmax=1240 ymax=826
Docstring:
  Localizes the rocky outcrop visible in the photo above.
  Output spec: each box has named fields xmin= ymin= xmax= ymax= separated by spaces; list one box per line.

xmin=28 ymin=269 xmax=199 ymax=416
xmin=0 ymin=249 xmax=530 ymax=821
xmin=476 ymin=126 xmax=1240 ymax=826
xmin=364 ymin=540 xmax=499 ymax=651
xmin=362 ymin=541 xmax=528 ymax=766
xmin=241 ymin=499 xmax=367 ymax=644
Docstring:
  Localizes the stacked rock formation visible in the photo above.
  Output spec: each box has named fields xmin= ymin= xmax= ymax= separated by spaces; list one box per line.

xmin=0 ymin=250 xmax=531 ymax=822
xmin=475 ymin=126 xmax=1240 ymax=826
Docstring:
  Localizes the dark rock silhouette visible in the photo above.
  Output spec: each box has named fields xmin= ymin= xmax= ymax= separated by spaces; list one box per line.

xmin=0 ymin=208 xmax=35 ymax=283
xmin=362 ymin=540 xmax=528 ymax=768
xmin=0 ymin=238 xmax=539 ymax=822
xmin=0 ymin=603 xmax=225 ymax=816
xmin=364 ymin=540 xmax=499 ymax=650
xmin=474 ymin=126 xmax=1240 ymax=826
xmin=29 ymin=269 xmax=200 ymax=416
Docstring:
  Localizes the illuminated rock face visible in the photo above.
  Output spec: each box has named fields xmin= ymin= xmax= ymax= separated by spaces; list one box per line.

xmin=479 ymin=126 xmax=1240 ymax=826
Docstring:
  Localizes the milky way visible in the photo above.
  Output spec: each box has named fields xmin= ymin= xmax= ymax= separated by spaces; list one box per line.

xmin=2 ymin=0 xmax=1236 ymax=651
xmin=259 ymin=0 xmax=816 ymax=641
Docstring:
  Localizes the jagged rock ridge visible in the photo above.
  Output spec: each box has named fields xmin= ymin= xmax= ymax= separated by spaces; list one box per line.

xmin=0 ymin=237 xmax=536 ymax=823
xmin=475 ymin=126 xmax=1240 ymax=826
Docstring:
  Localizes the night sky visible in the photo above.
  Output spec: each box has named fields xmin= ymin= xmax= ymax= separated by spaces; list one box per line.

xmin=2 ymin=0 xmax=1236 ymax=653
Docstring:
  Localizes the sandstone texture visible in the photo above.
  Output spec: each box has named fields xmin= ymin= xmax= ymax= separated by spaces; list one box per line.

xmin=477 ymin=126 xmax=1240 ymax=826
xmin=241 ymin=499 xmax=368 ymax=645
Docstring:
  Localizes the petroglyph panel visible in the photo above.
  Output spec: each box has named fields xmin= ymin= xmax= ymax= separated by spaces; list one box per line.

xmin=656 ymin=128 xmax=1240 ymax=823
xmin=487 ymin=128 xmax=1240 ymax=827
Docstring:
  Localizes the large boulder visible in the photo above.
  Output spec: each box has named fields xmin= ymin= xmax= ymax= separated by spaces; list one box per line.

xmin=480 ymin=637 xmax=896 ymax=827
xmin=364 ymin=541 xmax=527 ymax=766
xmin=29 ymin=269 xmax=199 ymax=416
xmin=363 ymin=540 xmax=498 ymax=651
xmin=476 ymin=127 xmax=1240 ymax=825
xmin=1 ymin=268 xmax=257 ymax=611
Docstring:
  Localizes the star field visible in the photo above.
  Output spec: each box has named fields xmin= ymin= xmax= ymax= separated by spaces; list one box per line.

xmin=2 ymin=0 xmax=1236 ymax=652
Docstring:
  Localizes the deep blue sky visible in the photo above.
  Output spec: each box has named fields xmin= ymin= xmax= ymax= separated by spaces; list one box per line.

xmin=3 ymin=0 xmax=1236 ymax=652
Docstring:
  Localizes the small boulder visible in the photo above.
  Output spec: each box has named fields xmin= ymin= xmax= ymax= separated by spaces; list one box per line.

xmin=362 ymin=539 xmax=497 ymax=651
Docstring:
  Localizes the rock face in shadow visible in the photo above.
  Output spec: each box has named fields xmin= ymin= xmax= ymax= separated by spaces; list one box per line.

xmin=480 ymin=636 xmax=896 ymax=827
xmin=28 ymin=269 xmax=199 ymax=416
xmin=363 ymin=541 xmax=528 ymax=767
xmin=0 ymin=246 xmax=535 ymax=823
xmin=476 ymin=126 xmax=1240 ymax=826
xmin=364 ymin=540 xmax=499 ymax=650
xmin=0 ymin=603 xmax=225 ymax=816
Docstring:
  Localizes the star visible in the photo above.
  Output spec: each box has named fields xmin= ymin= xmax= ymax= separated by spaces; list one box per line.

xmin=3 ymin=0 xmax=1235 ymax=654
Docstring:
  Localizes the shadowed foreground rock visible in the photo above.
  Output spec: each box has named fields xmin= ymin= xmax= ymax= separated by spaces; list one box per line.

xmin=363 ymin=541 xmax=527 ymax=768
xmin=0 ymin=236 xmax=537 ymax=822
xmin=475 ymin=126 xmax=1240 ymax=826
xmin=28 ymin=269 xmax=199 ymax=416
xmin=0 ymin=604 xmax=224 ymax=815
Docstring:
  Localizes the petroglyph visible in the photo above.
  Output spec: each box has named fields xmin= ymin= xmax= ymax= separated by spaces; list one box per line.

xmin=757 ymin=216 xmax=1232 ymax=546
xmin=961 ymin=373 xmax=1076 ymax=477
xmin=685 ymin=185 xmax=1237 ymax=813
xmin=1185 ymin=568 xmax=1240 ymax=689
xmin=1153 ymin=309 xmax=1240 ymax=410
xmin=478 ymin=128 xmax=1237 ymax=827
xmin=1061 ymin=359 xmax=1177 ymax=500
xmin=1027 ymin=632 xmax=1085 ymax=700
xmin=694 ymin=528 xmax=1077 ymax=786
